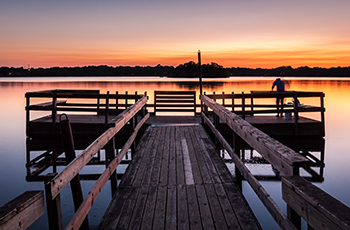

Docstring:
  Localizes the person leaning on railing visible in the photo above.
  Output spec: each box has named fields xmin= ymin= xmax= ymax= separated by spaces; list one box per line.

xmin=272 ymin=73 xmax=285 ymax=117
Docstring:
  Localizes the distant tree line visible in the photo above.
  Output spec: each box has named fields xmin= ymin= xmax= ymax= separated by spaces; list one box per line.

xmin=1 ymin=62 xmax=350 ymax=77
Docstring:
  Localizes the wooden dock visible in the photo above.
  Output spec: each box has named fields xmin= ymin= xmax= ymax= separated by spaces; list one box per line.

xmin=99 ymin=125 xmax=261 ymax=229
xmin=22 ymin=90 xmax=350 ymax=230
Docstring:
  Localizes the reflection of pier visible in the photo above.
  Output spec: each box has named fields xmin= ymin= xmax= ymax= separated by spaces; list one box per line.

xmin=21 ymin=90 xmax=350 ymax=230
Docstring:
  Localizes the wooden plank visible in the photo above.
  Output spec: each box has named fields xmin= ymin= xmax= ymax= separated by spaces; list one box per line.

xmin=166 ymin=185 xmax=177 ymax=230
xmin=213 ymin=183 xmax=241 ymax=229
xmin=186 ymin=185 xmax=202 ymax=230
xmin=140 ymin=186 xmax=158 ymax=230
xmin=223 ymin=183 xmax=262 ymax=229
xmin=176 ymin=127 xmax=186 ymax=185
xmin=282 ymin=176 xmax=350 ymax=230
xmin=159 ymin=127 xmax=170 ymax=186
xmin=203 ymin=183 xmax=228 ymax=229
xmin=0 ymin=191 xmax=45 ymax=230
xmin=116 ymin=187 xmax=140 ymax=229
xmin=98 ymin=188 xmax=130 ymax=230
xmin=168 ymin=127 xmax=177 ymax=186
xmin=150 ymin=127 xmax=167 ymax=186
xmin=196 ymin=184 xmax=215 ymax=229
xmin=128 ymin=187 xmax=149 ymax=229
xmin=177 ymin=184 xmax=189 ymax=230
xmin=153 ymin=185 xmax=167 ymax=229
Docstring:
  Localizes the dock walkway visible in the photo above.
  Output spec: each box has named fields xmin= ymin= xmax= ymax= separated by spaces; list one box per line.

xmin=99 ymin=125 xmax=261 ymax=229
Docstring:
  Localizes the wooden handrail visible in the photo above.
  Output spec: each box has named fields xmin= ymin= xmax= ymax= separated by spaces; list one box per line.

xmin=200 ymin=95 xmax=309 ymax=176
xmin=49 ymin=96 xmax=148 ymax=199
xmin=0 ymin=191 xmax=45 ymax=229
xmin=65 ymin=113 xmax=150 ymax=230
xmin=201 ymin=112 xmax=297 ymax=230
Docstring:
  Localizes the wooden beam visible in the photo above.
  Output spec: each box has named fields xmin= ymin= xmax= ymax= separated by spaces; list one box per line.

xmin=201 ymin=95 xmax=309 ymax=176
xmin=282 ymin=176 xmax=350 ymax=230
xmin=0 ymin=191 xmax=45 ymax=230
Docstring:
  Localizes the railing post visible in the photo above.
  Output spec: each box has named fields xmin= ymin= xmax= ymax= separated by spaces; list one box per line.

xmin=106 ymin=137 xmax=117 ymax=195
xmin=320 ymin=93 xmax=325 ymax=136
xmin=242 ymin=92 xmax=245 ymax=119
xmin=250 ymin=91 xmax=254 ymax=116
xmin=125 ymin=91 xmax=128 ymax=109
xmin=154 ymin=91 xmax=157 ymax=116
xmin=293 ymin=93 xmax=299 ymax=136
xmin=222 ymin=92 xmax=225 ymax=108
xmin=45 ymin=176 xmax=63 ymax=230
xmin=26 ymin=95 xmax=30 ymax=136
xmin=233 ymin=133 xmax=242 ymax=190
xmin=105 ymin=91 xmax=110 ymax=126
xmin=60 ymin=115 xmax=89 ymax=229
xmin=52 ymin=92 xmax=57 ymax=125
xmin=115 ymin=91 xmax=119 ymax=113
xmin=231 ymin=91 xmax=235 ymax=112
xmin=194 ymin=91 xmax=197 ymax=115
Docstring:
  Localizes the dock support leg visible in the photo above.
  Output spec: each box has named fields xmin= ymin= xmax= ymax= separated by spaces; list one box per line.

xmin=106 ymin=137 xmax=117 ymax=195
xmin=287 ymin=206 xmax=301 ymax=230
xmin=233 ymin=132 xmax=242 ymax=190
xmin=60 ymin=117 xmax=89 ymax=229
xmin=45 ymin=177 xmax=63 ymax=230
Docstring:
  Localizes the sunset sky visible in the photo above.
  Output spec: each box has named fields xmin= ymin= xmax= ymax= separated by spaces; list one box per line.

xmin=1 ymin=0 xmax=350 ymax=68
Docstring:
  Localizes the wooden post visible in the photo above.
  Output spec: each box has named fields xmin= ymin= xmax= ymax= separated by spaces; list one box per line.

xmin=59 ymin=115 xmax=89 ymax=229
xmin=105 ymin=91 xmax=110 ymax=126
xmin=198 ymin=50 xmax=203 ymax=96
xmin=222 ymin=92 xmax=225 ymax=107
xmin=97 ymin=93 xmax=100 ymax=114
xmin=242 ymin=92 xmax=245 ymax=120
xmin=125 ymin=91 xmax=128 ymax=109
xmin=320 ymin=93 xmax=325 ymax=137
xmin=154 ymin=91 xmax=157 ymax=116
xmin=115 ymin=91 xmax=119 ymax=113
xmin=293 ymin=93 xmax=299 ymax=136
xmin=250 ymin=91 xmax=254 ymax=116
xmin=52 ymin=92 xmax=57 ymax=125
xmin=213 ymin=91 xmax=216 ymax=102
xmin=105 ymin=137 xmax=117 ymax=195
xmin=231 ymin=92 xmax=235 ymax=112
xmin=233 ymin=133 xmax=242 ymax=190
xmin=194 ymin=91 xmax=197 ymax=115
xmin=26 ymin=95 xmax=30 ymax=136
xmin=45 ymin=178 xmax=63 ymax=230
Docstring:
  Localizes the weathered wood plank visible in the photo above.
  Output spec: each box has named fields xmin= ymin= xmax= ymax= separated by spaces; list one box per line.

xmin=140 ymin=186 xmax=158 ymax=230
xmin=204 ymin=183 xmax=228 ymax=229
xmin=186 ymin=185 xmax=202 ymax=230
xmin=153 ymin=185 xmax=167 ymax=229
xmin=98 ymin=188 xmax=130 ymax=230
xmin=150 ymin=127 xmax=166 ymax=186
xmin=183 ymin=127 xmax=202 ymax=184
xmin=282 ymin=176 xmax=350 ymax=230
xmin=159 ymin=127 xmax=170 ymax=186
xmin=128 ymin=187 xmax=149 ymax=230
xmin=0 ymin=191 xmax=45 ymax=230
xmin=177 ymin=184 xmax=189 ymax=230
xmin=168 ymin=127 xmax=177 ymax=186
xmin=196 ymin=184 xmax=215 ymax=229
xmin=166 ymin=185 xmax=177 ymax=230
xmin=176 ymin=127 xmax=185 ymax=185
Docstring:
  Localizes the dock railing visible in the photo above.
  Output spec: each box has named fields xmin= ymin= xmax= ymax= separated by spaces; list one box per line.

xmin=44 ymin=96 xmax=149 ymax=230
xmin=200 ymin=95 xmax=350 ymax=230
xmin=205 ymin=91 xmax=325 ymax=136
xmin=25 ymin=89 xmax=144 ymax=135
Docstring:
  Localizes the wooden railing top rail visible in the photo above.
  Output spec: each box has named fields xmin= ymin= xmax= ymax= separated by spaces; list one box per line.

xmin=206 ymin=91 xmax=324 ymax=99
xmin=201 ymin=95 xmax=310 ymax=176
xmin=49 ymin=96 xmax=148 ymax=199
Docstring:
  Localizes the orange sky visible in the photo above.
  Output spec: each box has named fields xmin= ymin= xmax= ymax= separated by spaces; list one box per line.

xmin=1 ymin=0 xmax=350 ymax=68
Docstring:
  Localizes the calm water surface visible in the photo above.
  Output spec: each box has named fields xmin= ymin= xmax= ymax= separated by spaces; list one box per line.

xmin=0 ymin=76 xmax=349 ymax=229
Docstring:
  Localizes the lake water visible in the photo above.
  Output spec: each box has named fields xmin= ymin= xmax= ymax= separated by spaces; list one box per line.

xmin=0 ymin=76 xmax=349 ymax=229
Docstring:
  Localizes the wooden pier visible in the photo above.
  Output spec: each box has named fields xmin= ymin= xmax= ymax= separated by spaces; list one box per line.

xmin=99 ymin=125 xmax=261 ymax=229
xmin=21 ymin=90 xmax=350 ymax=230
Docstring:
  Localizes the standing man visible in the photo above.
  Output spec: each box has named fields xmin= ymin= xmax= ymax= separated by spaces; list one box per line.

xmin=272 ymin=76 xmax=285 ymax=117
